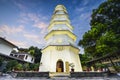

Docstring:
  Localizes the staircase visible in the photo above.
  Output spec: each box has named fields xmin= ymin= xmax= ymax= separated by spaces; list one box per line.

xmin=50 ymin=72 xmax=70 ymax=77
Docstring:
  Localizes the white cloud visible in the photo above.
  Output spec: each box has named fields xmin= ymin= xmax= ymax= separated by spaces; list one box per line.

xmin=13 ymin=0 xmax=27 ymax=10
xmin=34 ymin=22 xmax=47 ymax=29
xmin=83 ymin=0 xmax=89 ymax=6
xmin=24 ymin=33 xmax=45 ymax=45
xmin=24 ymin=34 xmax=39 ymax=40
xmin=33 ymin=22 xmax=48 ymax=34
xmin=76 ymin=7 xmax=85 ymax=12
xmin=79 ymin=12 xmax=91 ymax=20
xmin=0 ymin=12 xmax=48 ymax=48
xmin=18 ymin=12 xmax=48 ymax=34
xmin=18 ymin=13 xmax=29 ymax=24
xmin=0 ymin=24 xmax=46 ymax=48
xmin=0 ymin=25 xmax=24 ymax=35
xmin=27 ymin=13 xmax=39 ymax=23
xmin=10 ymin=39 xmax=28 ymax=48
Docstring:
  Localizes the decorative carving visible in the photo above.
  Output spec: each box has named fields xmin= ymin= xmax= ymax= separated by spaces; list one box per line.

xmin=56 ymin=46 xmax=64 ymax=51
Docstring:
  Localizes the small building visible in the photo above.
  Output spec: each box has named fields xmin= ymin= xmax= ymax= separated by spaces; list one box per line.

xmin=10 ymin=52 xmax=34 ymax=63
xmin=0 ymin=37 xmax=34 ymax=63
xmin=0 ymin=37 xmax=17 ymax=56
xmin=87 ymin=51 xmax=120 ymax=72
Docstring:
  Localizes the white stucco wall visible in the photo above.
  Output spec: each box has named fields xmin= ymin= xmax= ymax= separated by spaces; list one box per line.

xmin=69 ymin=50 xmax=83 ymax=71
xmin=0 ymin=41 xmax=14 ymax=56
xmin=24 ymin=54 xmax=34 ymax=63
xmin=46 ymin=35 xmax=75 ymax=46
xmin=39 ymin=50 xmax=51 ymax=71
xmin=39 ymin=46 xmax=82 ymax=72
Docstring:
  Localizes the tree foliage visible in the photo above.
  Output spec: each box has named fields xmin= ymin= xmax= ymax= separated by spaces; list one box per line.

xmin=79 ymin=54 xmax=91 ymax=66
xmin=23 ymin=63 xmax=29 ymax=71
xmin=6 ymin=60 xmax=18 ymax=71
xmin=28 ymin=46 xmax=42 ymax=63
xmin=79 ymin=0 xmax=120 ymax=58
xmin=15 ymin=63 xmax=23 ymax=70
xmin=0 ymin=56 xmax=3 ymax=66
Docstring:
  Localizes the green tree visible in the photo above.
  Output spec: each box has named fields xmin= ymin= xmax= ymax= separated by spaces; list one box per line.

xmin=79 ymin=54 xmax=91 ymax=67
xmin=6 ymin=60 xmax=18 ymax=71
xmin=15 ymin=63 xmax=23 ymax=71
xmin=0 ymin=56 xmax=4 ymax=66
xmin=18 ymin=48 xmax=28 ymax=52
xmin=34 ymin=48 xmax=42 ymax=63
xmin=29 ymin=63 xmax=34 ymax=70
xmin=33 ymin=63 xmax=39 ymax=71
xmin=28 ymin=46 xmax=42 ymax=63
xmin=79 ymin=0 xmax=120 ymax=58
xmin=28 ymin=46 xmax=35 ymax=56
xmin=23 ymin=63 xmax=29 ymax=71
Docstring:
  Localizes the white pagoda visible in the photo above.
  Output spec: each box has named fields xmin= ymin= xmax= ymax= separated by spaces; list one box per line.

xmin=39 ymin=5 xmax=82 ymax=72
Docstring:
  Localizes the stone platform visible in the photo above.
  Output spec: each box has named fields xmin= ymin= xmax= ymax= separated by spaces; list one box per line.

xmin=1 ymin=71 xmax=119 ymax=80
xmin=0 ymin=74 xmax=120 ymax=80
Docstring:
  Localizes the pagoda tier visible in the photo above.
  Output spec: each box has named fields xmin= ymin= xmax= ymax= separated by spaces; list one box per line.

xmin=45 ymin=5 xmax=76 ymax=47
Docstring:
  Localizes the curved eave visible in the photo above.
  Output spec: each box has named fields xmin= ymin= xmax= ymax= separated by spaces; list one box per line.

xmin=44 ymin=30 xmax=77 ymax=41
xmin=48 ymin=21 xmax=73 ymax=30
xmin=50 ymin=20 xmax=70 ymax=26
xmin=42 ymin=45 xmax=80 ymax=54
xmin=51 ymin=14 xmax=69 ymax=20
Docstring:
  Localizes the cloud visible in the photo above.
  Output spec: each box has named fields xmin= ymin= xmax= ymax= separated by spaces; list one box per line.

xmin=28 ymin=13 xmax=48 ymax=34
xmin=24 ymin=34 xmax=39 ymax=40
xmin=24 ymin=33 xmax=45 ymax=45
xmin=33 ymin=22 xmax=48 ymax=33
xmin=34 ymin=22 xmax=47 ymax=29
xmin=0 ymin=25 xmax=24 ymax=35
xmin=75 ymin=7 xmax=85 ymax=12
xmin=82 ymin=0 xmax=89 ymax=6
xmin=13 ymin=0 xmax=27 ymax=10
xmin=18 ymin=13 xmax=29 ymax=24
xmin=27 ymin=13 xmax=39 ymax=23
xmin=18 ymin=12 xmax=48 ymax=34
xmin=10 ymin=39 xmax=28 ymax=48
xmin=0 ymin=24 xmax=46 ymax=48
xmin=0 ymin=12 xmax=48 ymax=48
xmin=23 ymin=33 xmax=46 ymax=48
xmin=79 ymin=12 xmax=91 ymax=21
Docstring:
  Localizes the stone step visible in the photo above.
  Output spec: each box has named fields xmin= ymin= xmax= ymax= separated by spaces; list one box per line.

xmin=52 ymin=76 xmax=69 ymax=79
xmin=50 ymin=72 xmax=70 ymax=77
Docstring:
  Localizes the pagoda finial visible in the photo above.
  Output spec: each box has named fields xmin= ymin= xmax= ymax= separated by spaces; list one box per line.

xmin=55 ymin=4 xmax=66 ymax=11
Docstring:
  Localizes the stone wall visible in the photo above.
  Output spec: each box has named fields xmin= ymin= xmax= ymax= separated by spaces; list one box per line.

xmin=70 ymin=72 xmax=108 ymax=78
xmin=11 ymin=71 xmax=49 ymax=78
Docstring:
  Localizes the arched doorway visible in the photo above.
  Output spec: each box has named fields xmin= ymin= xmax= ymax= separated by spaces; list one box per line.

xmin=56 ymin=60 xmax=64 ymax=72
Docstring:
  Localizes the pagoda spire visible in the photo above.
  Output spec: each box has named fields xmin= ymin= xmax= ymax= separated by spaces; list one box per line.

xmin=48 ymin=5 xmax=73 ymax=32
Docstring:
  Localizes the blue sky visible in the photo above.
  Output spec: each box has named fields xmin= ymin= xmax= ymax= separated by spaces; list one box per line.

xmin=0 ymin=0 xmax=106 ymax=53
